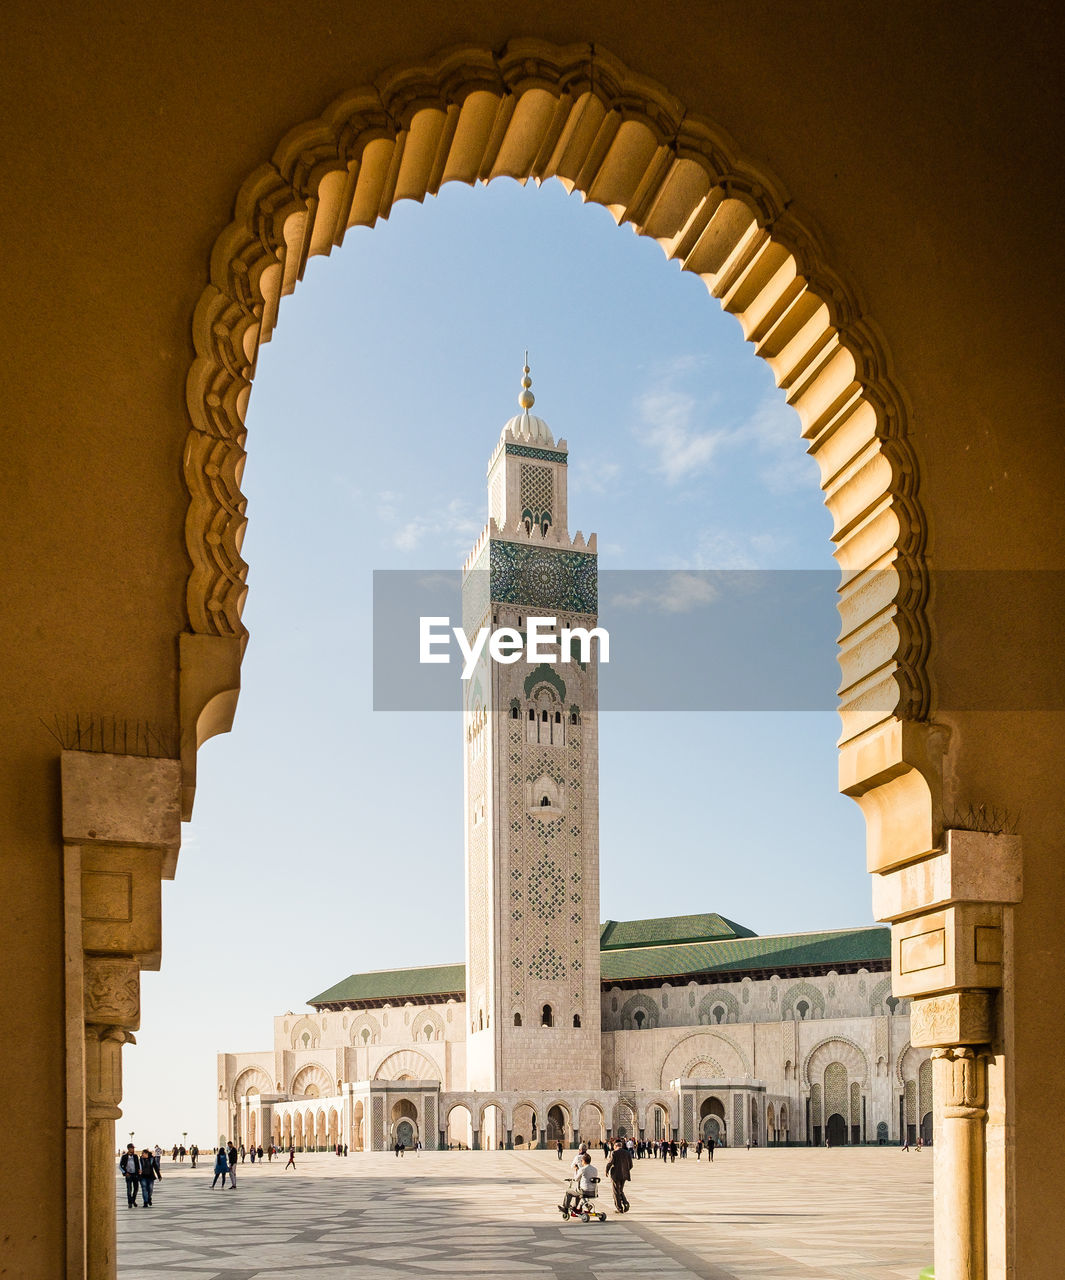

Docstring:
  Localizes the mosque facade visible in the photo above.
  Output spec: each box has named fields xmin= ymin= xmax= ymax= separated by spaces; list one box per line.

xmin=218 ymin=373 xmax=931 ymax=1153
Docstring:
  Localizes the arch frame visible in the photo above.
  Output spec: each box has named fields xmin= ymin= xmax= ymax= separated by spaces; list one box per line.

xmin=289 ymin=1062 xmax=336 ymax=1099
xmin=231 ymin=1065 xmax=273 ymax=1100
xmin=181 ymin=38 xmax=941 ymax=878
xmin=803 ymin=1036 xmax=870 ymax=1087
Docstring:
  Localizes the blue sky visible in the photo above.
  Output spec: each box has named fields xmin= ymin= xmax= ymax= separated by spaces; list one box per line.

xmin=124 ymin=177 xmax=869 ymax=1145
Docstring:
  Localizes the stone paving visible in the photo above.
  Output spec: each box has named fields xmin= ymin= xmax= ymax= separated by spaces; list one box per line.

xmin=117 ymin=1147 xmax=933 ymax=1280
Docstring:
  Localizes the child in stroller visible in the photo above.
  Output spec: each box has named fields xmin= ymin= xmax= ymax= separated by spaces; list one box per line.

xmin=559 ymin=1152 xmax=607 ymax=1222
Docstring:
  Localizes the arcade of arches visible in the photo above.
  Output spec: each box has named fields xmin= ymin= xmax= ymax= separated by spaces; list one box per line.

xmin=3 ymin=8 xmax=1062 ymax=1280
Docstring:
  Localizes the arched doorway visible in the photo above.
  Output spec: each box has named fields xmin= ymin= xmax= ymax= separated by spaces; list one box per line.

xmin=546 ymin=1104 xmax=569 ymax=1144
xmin=445 ymin=1103 xmax=472 ymax=1150
xmin=700 ymin=1097 xmax=726 ymax=1145
xmin=352 ymin=1101 xmax=365 ymax=1152
xmin=480 ymin=1104 xmax=505 ymax=1150
xmin=577 ymin=1102 xmax=604 ymax=1146
xmin=826 ymin=1113 xmax=847 ymax=1147
xmin=391 ymin=1098 xmax=418 ymax=1149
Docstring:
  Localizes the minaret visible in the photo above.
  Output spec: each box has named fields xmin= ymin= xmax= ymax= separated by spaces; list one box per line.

xmin=461 ymin=363 xmax=602 ymax=1100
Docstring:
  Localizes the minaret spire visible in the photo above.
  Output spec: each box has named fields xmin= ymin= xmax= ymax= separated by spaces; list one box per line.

xmin=519 ymin=354 xmax=535 ymax=411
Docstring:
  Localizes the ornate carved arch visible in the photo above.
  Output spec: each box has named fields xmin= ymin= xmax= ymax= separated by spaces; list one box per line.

xmin=698 ymin=989 xmax=740 ymax=1025
xmin=372 ymin=1048 xmax=440 ymax=1081
xmin=182 ymin=40 xmax=939 ymax=867
xmin=803 ymin=1036 xmax=869 ymax=1086
xmin=619 ymin=992 xmax=660 ymax=1030
xmin=412 ymin=1008 xmax=445 ymax=1043
xmin=232 ymin=1065 xmax=273 ymax=1099
xmin=350 ymin=1011 xmax=381 ymax=1045
xmin=659 ymin=1031 xmax=751 ymax=1088
xmin=896 ymin=1041 xmax=931 ymax=1086
xmin=289 ymin=1062 xmax=335 ymax=1098
xmin=780 ymin=980 xmax=826 ymax=1020
xmin=288 ymin=1015 xmax=320 ymax=1049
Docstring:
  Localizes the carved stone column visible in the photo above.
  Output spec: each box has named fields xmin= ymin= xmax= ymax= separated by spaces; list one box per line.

xmin=61 ymin=751 xmax=181 ymax=1280
xmin=931 ymin=1047 xmax=989 ymax=1280
xmin=872 ymin=830 xmax=1021 ymax=1280
xmin=84 ymin=1020 xmax=135 ymax=1279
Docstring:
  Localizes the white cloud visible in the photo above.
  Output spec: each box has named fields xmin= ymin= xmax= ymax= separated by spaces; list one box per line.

xmin=386 ymin=496 xmax=482 ymax=557
xmin=692 ymin=528 xmax=793 ymax=570
xmin=609 ymin=571 xmax=719 ymax=614
xmin=570 ymin=458 xmax=622 ymax=496
xmin=640 ymin=388 xmax=727 ymax=484
xmin=743 ymin=396 xmax=815 ymax=494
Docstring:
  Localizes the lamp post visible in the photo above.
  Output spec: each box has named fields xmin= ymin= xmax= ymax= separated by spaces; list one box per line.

xmin=128 ymin=1131 xmax=134 ymax=1147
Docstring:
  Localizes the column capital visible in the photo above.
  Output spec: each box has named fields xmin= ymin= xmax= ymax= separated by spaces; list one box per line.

xmin=931 ymin=1046 xmax=988 ymax=1113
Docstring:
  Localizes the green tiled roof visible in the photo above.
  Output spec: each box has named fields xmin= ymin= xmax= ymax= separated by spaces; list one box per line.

xmin=309 ymin=921 xmax=889 ymax=1007
xmin=600 ymin=927 xmax=890 ymax=983
xmin=310 ymin=963 xmax=465 ymax=1007
xmin=599 ymin=913 xmax=756 ymax=950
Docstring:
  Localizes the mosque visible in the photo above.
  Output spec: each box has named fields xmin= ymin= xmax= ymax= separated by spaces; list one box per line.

xmin=218 ymin=371 xmax=931 ymax=1153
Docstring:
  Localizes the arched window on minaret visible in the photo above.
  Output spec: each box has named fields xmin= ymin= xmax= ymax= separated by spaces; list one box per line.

xmin=513 ymin=1013 xmax=522 ymax=1027
xmin=572 ymin=1014 xmax=581 ymax=1028
xmin=540 ymin=795 xmax=550 ymax=807
xmin=541 ymin=1004 xmax=553 ymax=1028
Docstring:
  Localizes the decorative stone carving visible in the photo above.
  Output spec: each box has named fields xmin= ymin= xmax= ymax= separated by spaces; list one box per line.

xmin=83 ymin=958 xmax=140 ymax=1028
xmin=910 ymin=991 xmax=993 ymax=1048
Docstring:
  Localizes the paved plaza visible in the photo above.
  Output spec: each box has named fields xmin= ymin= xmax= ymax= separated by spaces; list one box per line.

xmin=117 ymin=1147 xmax=932 ymax=1280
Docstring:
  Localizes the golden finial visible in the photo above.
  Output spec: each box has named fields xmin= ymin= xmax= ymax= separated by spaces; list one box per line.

xmin=518 ymin=351 xmax=535 ymax=410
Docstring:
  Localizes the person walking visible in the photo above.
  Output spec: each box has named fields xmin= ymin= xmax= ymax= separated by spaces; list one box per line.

xmin=605 ymin=1138 xmax=633 ymax=1214
xmin=211 ymin=1146 xmax=229 ymax=1189
xmin=238 ymin=1142 xmax=246 ymax=1164
xmin=171 ymin=1144 xmax=178 ymax=1163
xmin=556 ymin=1139 xmax=563 ymax=1160
xmin=227 ymin=1142 xmax=239 ymax=1187
xmin=178 ymin=1144 xmax=186 ymax=1162
xmin=120 ymin=1144 xmax=141 ymax=1208
xmin=706 ymin=1136 xmax=715 ymax=1163
xmin=152 ymin=1144 xmax=163 ymax=1179
xmin=139 ymin=1149 xmax=157 ymax=1207
xmin=285 ymin=1144 xmax=296 ymax=1170
xmin=190 ymin=1143 xmax=199 ymax=1168
xmin=696 ymin=1139 xmax=703 ymax=1160
xmin=249 ymin=1145 xmax=256 ymax=1164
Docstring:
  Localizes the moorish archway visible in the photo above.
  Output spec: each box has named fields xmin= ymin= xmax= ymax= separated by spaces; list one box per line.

xmin=174 ymin=34 xmax=1006 ymax=1280
xmin=180 ymin=40 xmax=939 ymax=890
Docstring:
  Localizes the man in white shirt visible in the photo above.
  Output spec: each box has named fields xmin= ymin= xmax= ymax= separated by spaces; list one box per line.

xmin=560 ymin=1152 xmax=599 ymax=1216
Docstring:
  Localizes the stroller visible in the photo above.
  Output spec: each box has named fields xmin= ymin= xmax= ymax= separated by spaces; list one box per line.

xmin=559 ymin=1173 xmax=607 ymax=1223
